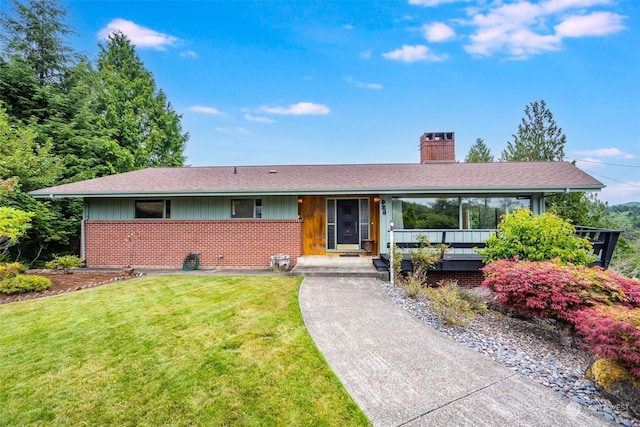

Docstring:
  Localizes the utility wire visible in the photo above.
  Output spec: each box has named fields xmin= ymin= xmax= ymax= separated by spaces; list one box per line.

xmin=570 ymin=158 xmax=640 ymax=168
xmin=587 ymin=170 xmax=640 ymax=188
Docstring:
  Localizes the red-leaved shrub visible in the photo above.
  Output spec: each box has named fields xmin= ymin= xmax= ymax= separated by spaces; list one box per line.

xmin=481 ymin=259 xmax=640 ymax=323
xmin=575 ymin=306 xmax=640 ymax=379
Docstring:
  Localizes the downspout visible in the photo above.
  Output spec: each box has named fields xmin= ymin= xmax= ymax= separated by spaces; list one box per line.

xmin=81 ymin=202 xmax=88 ymax=262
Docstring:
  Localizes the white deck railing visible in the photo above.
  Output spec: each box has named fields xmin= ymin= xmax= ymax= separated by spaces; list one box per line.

xmin=392 ymin=229 xmax=495 ymax=255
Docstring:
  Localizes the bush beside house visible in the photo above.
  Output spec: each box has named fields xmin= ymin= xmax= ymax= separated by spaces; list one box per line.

xmin=0 ymin=262 xmax=51 ymax=294
xmin=479 ymin=209 xmax=640 ymax=409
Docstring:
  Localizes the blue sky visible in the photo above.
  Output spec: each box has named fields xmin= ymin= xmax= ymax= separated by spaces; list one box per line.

xmin=51 ymin=1 xmax=640 ymax=203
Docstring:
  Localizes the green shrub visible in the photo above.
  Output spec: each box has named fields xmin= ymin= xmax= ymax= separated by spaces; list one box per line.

xmin=477 ymin=208 xmax=595 ymax=266
xmin=397 ymin=268 xmax=428 ymax=298
xmin=426 ymin=280 xmax=486 ymax=327
xmin=45 ymin=255 xmax=83 ymax=273
xmin=0 ymin=275 xmax=51 ymax=294
xmin=391 ymin=243 xmax=402 ymax=275
xmin=0 ymin=262 xmax=27 ymax=280
xmin=409 ymin=235 xmax=447 ymax=271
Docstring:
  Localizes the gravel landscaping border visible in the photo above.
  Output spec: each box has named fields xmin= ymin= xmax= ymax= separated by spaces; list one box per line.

xmin=375 ymin=279 xmax=639 ymax=427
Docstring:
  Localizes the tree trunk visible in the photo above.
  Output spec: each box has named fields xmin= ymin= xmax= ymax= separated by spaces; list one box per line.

xmin=556 ymin=319 xmax=575 ymax=347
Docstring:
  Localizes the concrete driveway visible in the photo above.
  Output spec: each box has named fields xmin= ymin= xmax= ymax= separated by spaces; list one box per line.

xmin=299 ymin=276 xmax=612 ymax=427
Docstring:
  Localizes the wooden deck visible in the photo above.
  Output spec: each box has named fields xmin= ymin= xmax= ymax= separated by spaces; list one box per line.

xmin=374 ymin=227 xmax=621 ymax=273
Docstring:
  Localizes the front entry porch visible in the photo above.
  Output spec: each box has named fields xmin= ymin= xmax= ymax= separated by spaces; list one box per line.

xmin=290 ymin=255 xmax=385 ymax=279
xmin=299 ymin=195 xmax=380 ymax=256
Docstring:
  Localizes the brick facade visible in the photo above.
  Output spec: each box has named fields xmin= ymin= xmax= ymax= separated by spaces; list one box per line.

xmin=84 ymin=219 xmax=303 ymax=269
xmin=425 ymin=271 xmax=484 ymax=288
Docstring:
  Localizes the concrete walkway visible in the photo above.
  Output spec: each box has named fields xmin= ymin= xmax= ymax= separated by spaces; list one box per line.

xmin=299 ymin=276 xmax=612 ymax=427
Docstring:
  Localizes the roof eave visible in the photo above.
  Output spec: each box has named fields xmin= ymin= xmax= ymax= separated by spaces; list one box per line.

xmin=30 ymin=185 xmax=603 ymax=199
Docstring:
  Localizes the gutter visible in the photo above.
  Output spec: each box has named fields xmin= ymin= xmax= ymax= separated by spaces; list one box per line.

xmin=29 ymin=186 xmax=604 ymax=199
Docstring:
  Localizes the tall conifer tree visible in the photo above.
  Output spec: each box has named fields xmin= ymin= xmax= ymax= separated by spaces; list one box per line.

xmin=465 ymin=138 xmax=494 ymax=163
xmin=501 ymin=100 xmax=565 ymax=162
xmin=96 ymin=31 xmax=187 ymax=172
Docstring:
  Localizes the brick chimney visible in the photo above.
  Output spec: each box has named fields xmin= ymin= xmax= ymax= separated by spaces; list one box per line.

xmin=420 ymin=132 xmax=455 ymax=163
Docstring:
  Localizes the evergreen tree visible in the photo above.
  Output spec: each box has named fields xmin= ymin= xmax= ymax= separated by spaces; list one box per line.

xmin=0 ymin=0 xmax=75 ymax=85
xmin=0 ymin=0 xmax=78 ymax=124
xmin=465 ymin=138 xmax=494 ymax=163
xmin=44 ymin=59 xmax=128 ymax=181
xmin=0 ymin=0 xmax=87 ymax=263
xmin=501 ymin=100 xmax=566 ymax=162
xmin=96 ymin=31 xmax=187 ymax=171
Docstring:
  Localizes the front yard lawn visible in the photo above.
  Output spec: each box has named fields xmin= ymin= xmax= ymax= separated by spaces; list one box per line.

xmin=0 ymin=275 xmax=368 ymax=426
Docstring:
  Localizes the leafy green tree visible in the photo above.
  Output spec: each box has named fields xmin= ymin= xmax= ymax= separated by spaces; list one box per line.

xmin=465 ymin=138 xmax=494 ymax=163
xmin=402 ymin=204 xmax=417 ymax=229
xmin=546 ymin=192 xmax=608 ymax=228
xmin=0 ymin=108 xmax=70 ymax=263
xmin=0 ymin=2 xmax=187 ymax=263
xmin=0 ymin=207 xmax=34 ymax=253
xmin=0 ymin=108 xmax=61 ymax=193
xmin=96 ymin=31 xmax=187 ymax=171
xmin=501 ymin=100 xmax=566 ymax=162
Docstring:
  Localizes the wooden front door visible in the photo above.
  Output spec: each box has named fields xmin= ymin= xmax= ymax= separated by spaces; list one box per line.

xmin=336 ymin=199 xmax=359 ymax=246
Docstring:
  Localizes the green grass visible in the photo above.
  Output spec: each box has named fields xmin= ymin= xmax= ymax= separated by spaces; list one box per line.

xmin=0 ymin=275 xmax=369 ymax=426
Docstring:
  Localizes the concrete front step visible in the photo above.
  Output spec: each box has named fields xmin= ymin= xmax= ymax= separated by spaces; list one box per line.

xmin=290 ymin=255 xmax=388 ymax=279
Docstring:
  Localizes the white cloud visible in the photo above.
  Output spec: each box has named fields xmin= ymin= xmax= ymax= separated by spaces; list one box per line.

xmin=216 ymin=127 xmax=251 ymax=135
xmin=245 ymin=113 xmax=275 ymax=123
xmin=541 ymin=0 xmax=613 ymax=14
xmin=259 ymin=102 xmax=330 ymax=115
xmin=382 ymin=45 xmax=447 ymax=63
xmin=406 ymin=0 xmax=624 ymax=60
xmin=573 ymin=148 xmax=635 ymax=159
xmin=423 ymin=22 xmax=456 ymax=42
xmin=359 ymin=50 xmax=373 ymax=59
xmin=98 ymin=19 xmax=179 ymax=50
xmin=409 ymin=0 xmax=461 ymax=6
xmin=343 ymin=24 xmax=354 ymax=30
xmin=189 ymin=105 xmax=225 ymax=116
xmin=555 ymin=12 xmax=625 ymax=37
xmin=464 ymin=2 xmax=558 ymax=58
xmin=180 ymin=50 xmax=197 ymax=58
xmin=345 ymin=76 xmax=383 ymax=90
xmin=463 ymin=1 xmax=625 ymax=59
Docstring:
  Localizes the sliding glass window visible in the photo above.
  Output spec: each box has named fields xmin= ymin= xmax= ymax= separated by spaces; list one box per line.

xmin=392 ymin=196 xmax=530 ymax=230
xmin=392 ymin=198 xmax=459 ymax=229
xmin=461 ymin=197 xmax=530 ymax=229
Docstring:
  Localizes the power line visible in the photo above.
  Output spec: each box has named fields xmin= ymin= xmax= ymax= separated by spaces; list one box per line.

xmin=570 ymin=158 xmax=640 ymax=168
xmin=587 ymin=170 xmax=640 ymax=188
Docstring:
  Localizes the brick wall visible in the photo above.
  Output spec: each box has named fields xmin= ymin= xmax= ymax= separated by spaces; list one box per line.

xmin=84 ymin=219 xmax=303 ymax=269
xmin=425 ymin=271 xmax=484 ymax=288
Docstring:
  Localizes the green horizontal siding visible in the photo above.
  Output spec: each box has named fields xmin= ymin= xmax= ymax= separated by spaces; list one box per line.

xmin=87 ymin=196 xmax=299 ymax=220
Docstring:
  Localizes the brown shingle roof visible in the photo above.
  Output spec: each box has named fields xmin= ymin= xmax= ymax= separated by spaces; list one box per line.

xmin=30 ymin=161 xmax=603 ymax=198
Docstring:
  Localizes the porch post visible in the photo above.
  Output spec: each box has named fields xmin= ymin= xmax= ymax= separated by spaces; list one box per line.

xmin=389 ymin=221 xmax=394 ymax=285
